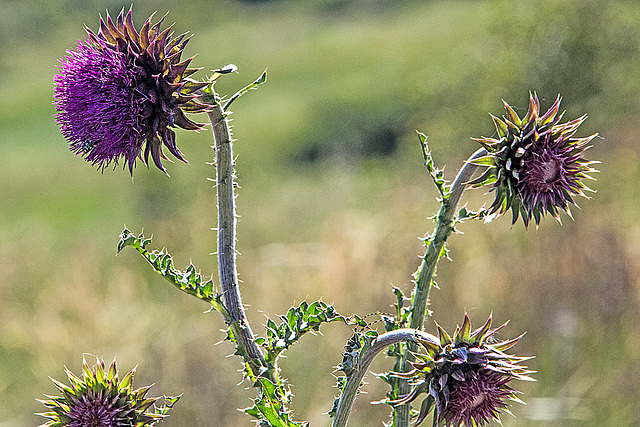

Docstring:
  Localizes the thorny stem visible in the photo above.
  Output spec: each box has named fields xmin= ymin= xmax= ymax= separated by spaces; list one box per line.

xmin=394 ymin=147 xmax=487 ymax=426
xmin=411 ymin=147 xmax=488 ymax=330
xmin=206 ymin=98 xmax=267 ymax=377
xmin=331 ymin=329 xmax=439 ymax=427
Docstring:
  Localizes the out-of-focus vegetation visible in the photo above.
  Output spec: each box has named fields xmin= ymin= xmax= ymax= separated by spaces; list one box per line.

xmin=1 ymin=0 xmax=639 ymax=425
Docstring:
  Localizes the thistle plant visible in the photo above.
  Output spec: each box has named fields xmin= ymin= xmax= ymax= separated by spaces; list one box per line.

xmin=44 ymin=7 xmax=600 ymax=427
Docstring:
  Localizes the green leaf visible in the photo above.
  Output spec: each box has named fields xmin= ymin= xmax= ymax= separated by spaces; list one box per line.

xmin=417 ymin=132 xmax=449 ymax=199
xmin=262 ymin=300 xmax=349 ymax=361
xmin=154 ymin=394 xmax=182 ymax=416
xmin=223 ymin=69 xmax=268 ymax=111
xmin=244 ymin=378 xmax=308 ymax=427
xmin=117 ymin=229 xmax=230 ymax=320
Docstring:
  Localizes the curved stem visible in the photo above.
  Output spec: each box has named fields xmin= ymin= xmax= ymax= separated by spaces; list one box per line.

xmin=206 ymin=100 xmax=266 ymax=375
xmin=395 ymin=147 xmax=487 ymax=426
xmin=409 ymin=147 xmax=488 ymax=331
xmin=331 ymin=329 xmax=439 ymax=427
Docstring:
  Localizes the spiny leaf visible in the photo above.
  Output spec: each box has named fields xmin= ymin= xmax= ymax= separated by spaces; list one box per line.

xmin=243 ymin=378 xmax=308 ymax=427
xmin=417 ymin=132 xmax=450 ymax=199
xmin=116 ymin=229 xmax=230 ymax=320
xmin=262 ymin=300 xmax=350 ymax=360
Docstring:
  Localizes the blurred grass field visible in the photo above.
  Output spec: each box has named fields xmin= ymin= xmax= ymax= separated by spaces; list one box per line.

xmin=1 ymin=0 xmax=640 ymax=425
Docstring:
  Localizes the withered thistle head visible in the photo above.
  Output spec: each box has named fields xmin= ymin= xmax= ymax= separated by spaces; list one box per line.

xmin=393 ymin=314 xmax=534 ymax=426
xmin=37 ymin=356 xmax=179 ymax=427
xmin=471 ymin=93 xmax=599 ymax=227
xmin=54 ymin=8 xmax=210 ymax=174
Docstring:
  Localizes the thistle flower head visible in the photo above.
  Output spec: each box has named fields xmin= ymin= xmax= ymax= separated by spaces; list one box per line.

xmin=54 ymin=8 xmax=210 ymax=174
xmin=393 ymin=314 xmax=534 ymax=426
xmin=471 ymin=93 xmax=599 ymax=226
xmin=37 ymin=356 xmax=179 ymax=427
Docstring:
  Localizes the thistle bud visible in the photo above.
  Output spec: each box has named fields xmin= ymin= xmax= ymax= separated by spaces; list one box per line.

xmin=37 ymin=356 xmax=178 ymax=427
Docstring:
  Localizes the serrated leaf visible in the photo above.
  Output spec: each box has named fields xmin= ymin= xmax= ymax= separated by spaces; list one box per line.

xmin=117 ymin=229 xmax=230 ymax=319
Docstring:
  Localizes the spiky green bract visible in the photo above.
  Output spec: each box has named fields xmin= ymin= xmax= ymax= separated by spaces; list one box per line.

xmin=37 ymin=357 xmax=179 ymax=427
xmin=471 ymin=93 xmax=598 ymax=227
xmin=391 ymin=314 xmax=534 ymax=426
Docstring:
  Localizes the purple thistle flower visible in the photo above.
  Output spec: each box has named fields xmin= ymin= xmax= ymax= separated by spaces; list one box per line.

xmin=471 ymin=92 xmax=599 ymax=227
xmin=54 ymin=8 xmax=210 ymax=174
xmin=392 ymin=314 xmax=534 ymax=426
xmin=37 ymin=356 xmax=179 ymax=427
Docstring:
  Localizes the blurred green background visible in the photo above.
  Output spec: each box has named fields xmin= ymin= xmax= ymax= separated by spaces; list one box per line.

xmin=1 ymin=0 xmax=639 ymax=425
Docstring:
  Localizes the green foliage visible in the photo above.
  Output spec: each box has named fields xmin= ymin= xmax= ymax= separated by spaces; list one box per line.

xmin=250 ymin=302 xmax=364 ymax=426
xmin=154 ymin=395 xmax=181 ymax=416
xmin=118 ymin=228 xmax=265 ymax=385
xmin=120 ymin=227 xmax=363 ymax=426
xmin=329 ymin=328 xmax=379 ymax=418
xmin=117 ymin=229 xmax=229 ymax=319
xmin=453 ymin=205 xmax=489 ymax=231
xmin=245 ymin=377 xmax=308 ymax=427
xmin=375 ymin=288 xmax=413 ymax=419
xmin=259 ymin=300 xmax=358 ymax=364
xmin=418 ymin=132 xmax=449 ymax=200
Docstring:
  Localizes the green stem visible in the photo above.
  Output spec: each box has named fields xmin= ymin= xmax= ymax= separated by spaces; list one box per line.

xmin=206 ymin=99 xmax=266 ymax=377
xmin=410 ymin=147 xmax=487 ymax=330
xmin=331 ymin=329 xmax=439 ymax=427
xmin=395 ymin=147 xmax=487 ymax=427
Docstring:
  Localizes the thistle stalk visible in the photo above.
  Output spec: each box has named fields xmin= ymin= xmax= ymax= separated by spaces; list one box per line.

xmin=394 ymin=147 xmax=487 ymax=427
xmin=332 ymin=330 xmax=440 ymax=427
xmin=410 ymin=147 xmax=487 ymax=331
xmin=206 ymin=98 xmax=266 ymax=376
